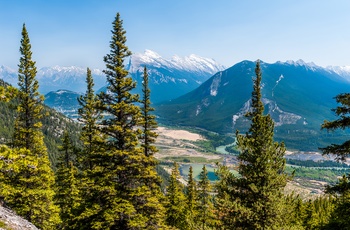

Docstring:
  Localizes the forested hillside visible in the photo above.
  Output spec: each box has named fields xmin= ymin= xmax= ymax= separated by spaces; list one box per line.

xmin=1 ymin=11 xmax=350 ymax=230
xmin=0 ymin=79 xmax=81 ymax=165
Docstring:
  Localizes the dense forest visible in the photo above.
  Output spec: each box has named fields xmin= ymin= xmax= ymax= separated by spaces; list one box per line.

xmin=1 ymin=12 xmax=350 ymax=230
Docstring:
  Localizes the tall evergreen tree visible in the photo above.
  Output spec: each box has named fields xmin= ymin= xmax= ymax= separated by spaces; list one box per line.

xmin=77 ymin=68 xmax=105 ymax=170
xmin=165 ymin=162 xmax=187 ymax=229
xmin=216 ymin=60 xmax=287 ymax=229
xmin=73 ymin=68 xmax=108 ymax=229
xmin=320 ymin=87 xmax=350 ymax=229
xmin=99 ymin=12 xmax=139 ymax=152
xmin=13 ymin=24 xmax=44 ymax=152
xmin=78 ymin=13 xmax=165 ymax=229
xmin=197 ymin=165 xmax=216 ymax=229
xmin=54 ymin=131 xmax=80 ymax=230
xmin=0 ymin=24 xmax=60 ymax=229
xmin=186 ymin=166 xmax=198 ymax=228
xmin=138 ymin=66 xmax=167 ymax=228
xmin=140 ymin=66 xmax=158 ymax=157
xmin=320 ymin=93 xmax=350 ymax=161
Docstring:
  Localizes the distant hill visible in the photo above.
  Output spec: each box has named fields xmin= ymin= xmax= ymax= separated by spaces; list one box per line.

xmin=0 ymin=80 xmax=81 ymax=165
xmin=156 ymin=60 xmax=350 ymax=151
xmin=44 ymin=90 xmax=82 ymax=120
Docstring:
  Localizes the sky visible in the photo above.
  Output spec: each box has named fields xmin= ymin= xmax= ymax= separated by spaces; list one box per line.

xmin=1 ymin=0 xmax=350 ymax=69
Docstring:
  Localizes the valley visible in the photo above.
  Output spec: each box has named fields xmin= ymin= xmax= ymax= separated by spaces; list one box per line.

xmin=155 ymin=125 xmax=349 ymax=198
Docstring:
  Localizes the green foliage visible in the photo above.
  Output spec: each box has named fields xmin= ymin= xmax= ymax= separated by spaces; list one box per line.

xmin=197 ymin=165 xmax=216 ymax=229
xmin=13 ymin=24 xmax=44 ymax=153
xmin=75 ymin=14 xmax=166 ymax=229
xmin=216 ymin=60 xmax=287 ymax=229
xmin=286 ymin=166 xmax=350 ymax=183
xmin=140 ymin=66 xmax=158 ymax=157
xmin=321 ymin=93 xmax=350 ymax=161
xmin=185 ymin=166 xmax=198 ymax=228
xmin=322 ymin=175 xmax=350 ymax=229
xmin=287 ymin=159 xmax=350 ymax=168
xmin=0 ymin=24 xmax=60 ymax=229
xmin=54 ymin=131 xmax=80 ymax=230
xmin=165 ymin=162 xmax=188 ymax=229
xmin=0 ymin=145 xmax=60 ymax=229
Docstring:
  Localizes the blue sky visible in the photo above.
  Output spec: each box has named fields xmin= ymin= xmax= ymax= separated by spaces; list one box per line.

xmin=1 ymin=0 xmax=350 ymax=69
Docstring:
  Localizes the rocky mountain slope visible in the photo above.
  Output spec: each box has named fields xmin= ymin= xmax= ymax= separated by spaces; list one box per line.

xmin=0 ymin=205 xmax=38 ymax=230
xmin=156 ymin=60 xmax=350 ymax=151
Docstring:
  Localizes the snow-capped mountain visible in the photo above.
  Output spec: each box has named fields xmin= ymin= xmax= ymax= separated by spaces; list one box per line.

xmin=0 ymin=65 xmax=17 ymax=86
xmin=156 ymin=59 xmax=350 ymax=151
xmin=119 ymin=50 xmax=226 ymax=103
xmin=128 ymin=49 xmax=224 ymax=75
xmin=0 ymin=65 xmax=106 ymax=94
xmin=326 ymin=65 xmax=350 ymax=81
xmin=37 ymin=66 xmax=106 ymax=94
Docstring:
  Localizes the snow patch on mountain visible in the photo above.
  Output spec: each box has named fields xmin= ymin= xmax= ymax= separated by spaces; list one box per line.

xmin=326 ymin=65 xmax=350 ymax=81
xmin=128 ymin=49 xmax=225 ymax=75
xmin=210 ymin=72 xmax=222 ymax=96
xmin=276 ymin=59 xmax=320 ymax=72
xmin=272 ymin=74 xmax=284 ymax=97
xmin=0 ymin=65 xmax=17 ymax=85
xmin=232 ymin=98 xmax=302 ymax=128
xmin=195 ymin=98 xmax=210 ymax=116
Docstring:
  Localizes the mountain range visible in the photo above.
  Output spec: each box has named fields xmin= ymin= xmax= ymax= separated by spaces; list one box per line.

xmin=100 ymin=49 xmax=225 ymax=103
xmin=0 ymin=50 xmax=224 ymax=104
xmin=3 ymin=53 xmax=350 ymax=151
xmin=0 ymin=65 xmax=106 ymax=94
xmin=156 ymin=59 xmax=350 ymax=151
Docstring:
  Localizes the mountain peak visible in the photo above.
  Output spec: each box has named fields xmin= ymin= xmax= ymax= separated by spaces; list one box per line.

xmin=129 ymin=49 xmax=225 ymax=75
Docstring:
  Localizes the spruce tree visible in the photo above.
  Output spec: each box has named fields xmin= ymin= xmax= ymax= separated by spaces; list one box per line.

xmin=197 ymin=165 xmax=216 ymax=229
xmin=320 ymin=93 xmax=350 ymax=161
xmin=77 ymin=68 xmax=105 ymax=170
xmin=13 ymin=24 xmax=44 ymax=152
xmin=54 ymin=131 xmax=80 ymax=230
xmin=138 ymin=66 xmax=167 ymax=228
xmin=320 ymin=88 xmax=350 ymax=229
xmin=72 ymin=68 xmax=108 ymax=229
xmin=140 ymin=66 xmax=158 ymax=157
xmin=165 ymin=162 xmax=187 ymax=229
xmin=99 ymin=12 xmax=139 ymax=152
xmin=0 ymin=24 xmax=60 ymax=229
xmin=79 ymin=13 xmax=165 ymax=229
xmin=186 ymin=166 xmax=198 ymax=228
xmin=216 ymin=60 xmax=287 ymax=229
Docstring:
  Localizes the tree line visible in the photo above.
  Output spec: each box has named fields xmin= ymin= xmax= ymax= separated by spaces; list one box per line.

xmin=0 ymin=12 xmax=350 ymax=230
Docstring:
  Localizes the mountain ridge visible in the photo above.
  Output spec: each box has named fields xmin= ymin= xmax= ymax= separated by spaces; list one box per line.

xmin=156 ymin=59 xmax=350 ymax=151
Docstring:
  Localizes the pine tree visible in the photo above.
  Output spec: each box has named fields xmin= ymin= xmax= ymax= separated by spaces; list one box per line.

xmin=140 ymin=66 xmax=158 ymax=157
xmin=320 ymin=86 xmax=350 ymax=229
xmin=323 ymin=175 xmax=350 ymax=229
xmin=320 ymin=93 xmax=350 ymax=161
xmin=138 ymin=66 xmax=167 ymax=228
xmin=77 ymin=68 xmax=105 ymax=170
xmin=13 ymin=24 xmax=44 ymax=152
xmin=197 ymin=165 xmax=216 ymax=229
xmin=54 ymin=131 xmax=80 ymax=230
xmin=216 ymin=60 xmax=287 ymax=229
xmin=72 ymin=68 xmax=109 ymax=229
xmin=78 ymin=13 xmax=164 ymax=229
xmin=0 ymin=24 xmax=60 ymax=229
xmin=165 ymin=162 xmax=187 ymax=229
xmin=186 ymin=166 xmax=198 ymax=228
xmin=99 ymin=12 xmax=139 ymax=152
